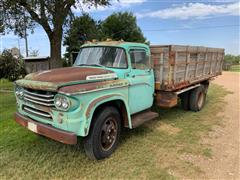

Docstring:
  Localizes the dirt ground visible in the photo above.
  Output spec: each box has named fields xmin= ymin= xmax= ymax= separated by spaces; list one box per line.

xmin=194 ymin=72 xmax=240 ymax=179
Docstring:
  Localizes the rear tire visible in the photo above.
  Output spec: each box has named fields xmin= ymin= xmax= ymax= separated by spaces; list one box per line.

xmin=83 ymin=106 xmax=121 ymax=160
xmin=189 ymin=85 xmax=206 ymax=111
xmin=180 ymin=91 xmax=190 ymax=110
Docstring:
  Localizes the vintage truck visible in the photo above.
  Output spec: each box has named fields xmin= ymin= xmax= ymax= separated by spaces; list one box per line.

xmin=14 ymin=41 xmax=224 ymax=160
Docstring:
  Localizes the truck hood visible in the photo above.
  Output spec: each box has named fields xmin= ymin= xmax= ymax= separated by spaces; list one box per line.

xmin=16 ymin=67 xmax=117 ymax=91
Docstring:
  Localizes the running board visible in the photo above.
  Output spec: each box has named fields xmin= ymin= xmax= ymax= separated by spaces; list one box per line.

xmin=131 ymin=110 xmax=159 ymax=128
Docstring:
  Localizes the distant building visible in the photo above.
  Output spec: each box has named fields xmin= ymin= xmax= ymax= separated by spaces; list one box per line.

xmin=23 ymin=56 xmax=50 ymax=73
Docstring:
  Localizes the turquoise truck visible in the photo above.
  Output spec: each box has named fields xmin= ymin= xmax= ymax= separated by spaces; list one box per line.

xmin=14 ymin=41 xmax=224 ymax=160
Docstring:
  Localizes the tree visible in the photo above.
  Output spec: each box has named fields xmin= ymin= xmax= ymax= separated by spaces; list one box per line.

xmin=63 ymin=13 xmax=100 ymax=61
xmin=1 ymin=0 xmax=110 ymax=68
xmin=224 ymin=54 xmax=240 ymax=65
xmin=0 ymin=50 xmax=26 ymax=81
xmin=63 ymin=12 xmax=147 ymax=62
xmin=101 ymin=12 xmax=146 ymax=43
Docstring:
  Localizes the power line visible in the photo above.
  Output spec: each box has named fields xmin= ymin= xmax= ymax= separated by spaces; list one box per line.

xmin=143 ymin=24 xmax=240 ymax=32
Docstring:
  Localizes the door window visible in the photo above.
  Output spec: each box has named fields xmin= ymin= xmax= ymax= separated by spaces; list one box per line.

xmin=129 ymin=49 xmax=149 ymax=69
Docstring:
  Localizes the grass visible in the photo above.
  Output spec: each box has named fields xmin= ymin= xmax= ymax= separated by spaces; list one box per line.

xmin=230 ymin=64 xmax=240 ymax=72
xmin=0 ymin=81 xmax=229 ymax=179
xmin=0 ymin=79 xmax=14 ymax=91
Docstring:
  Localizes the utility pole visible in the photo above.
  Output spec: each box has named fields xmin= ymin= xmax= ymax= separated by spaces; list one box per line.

xmin=0 ymin=30 xmax=5 ymax=54
xmin=23 ymin=13 xmax=28 ymax=57
xmin=0 ymin=34 xmax=2 ymax=54
xmin=17 ymin=38 xmax=21 ymax=58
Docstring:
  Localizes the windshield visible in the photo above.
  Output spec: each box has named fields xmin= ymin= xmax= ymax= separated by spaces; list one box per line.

xmin=74 ymin=47 xmax=127 ymax=68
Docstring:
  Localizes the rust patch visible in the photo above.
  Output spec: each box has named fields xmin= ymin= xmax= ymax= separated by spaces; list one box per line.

xmin=25 ymin=67 xmax=114 ymax=83
xmin=120 ymin=104 xmax=129 ymax=128
xmin=15 ymin=112 xmax=77 ymax=145
xmin=16 ymin=79 xmax=59 ymax=92
xmin=57 ymin=112 xmax=64 ymax=124
xmin=159 ymin=76 xmax=214 ymax=92
xmin=155 ymin=91 xmax=178 ymax=108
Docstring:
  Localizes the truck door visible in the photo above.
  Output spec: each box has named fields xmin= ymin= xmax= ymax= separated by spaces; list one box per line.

xmin=127 ymin=48 xmax=154 ymax=114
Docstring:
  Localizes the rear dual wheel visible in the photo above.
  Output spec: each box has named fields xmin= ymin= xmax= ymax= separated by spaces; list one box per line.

xmin=189 ymin=85 xmax=206 ymax=111
xmin=180 ymin=85 xmax=207 ymax=112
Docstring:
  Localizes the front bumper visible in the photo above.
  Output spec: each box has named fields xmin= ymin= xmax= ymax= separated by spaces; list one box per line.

xmin=15 ymin=112 xmax=77 ymax=145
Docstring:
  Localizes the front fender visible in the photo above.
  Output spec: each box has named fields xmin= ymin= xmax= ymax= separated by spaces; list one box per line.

xmin=83 ymin=93 xmax=131 ymax=136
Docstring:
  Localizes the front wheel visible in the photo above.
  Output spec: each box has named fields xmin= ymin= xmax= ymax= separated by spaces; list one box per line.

xmin=83 ymin=106 xmax=121 ymax=160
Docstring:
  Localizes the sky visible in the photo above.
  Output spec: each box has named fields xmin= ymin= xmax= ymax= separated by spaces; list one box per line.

xmin=1 ymin=0 xmax=239 ymax=56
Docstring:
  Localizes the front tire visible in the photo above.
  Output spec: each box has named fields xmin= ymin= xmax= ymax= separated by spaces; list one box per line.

xmin=83 ymin=106 xmax=121 ymax=160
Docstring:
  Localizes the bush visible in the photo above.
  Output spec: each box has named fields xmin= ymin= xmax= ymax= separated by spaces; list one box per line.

xmin=62 ymin=57 xmax=71 ymax=67
xmin=224 ymin=54 xmax=240 ymax=65
xmin=0 ymin=50 xmax=26 ymax=81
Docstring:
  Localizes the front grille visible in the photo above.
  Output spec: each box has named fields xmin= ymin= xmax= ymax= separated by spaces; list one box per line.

xmin=23 ymin=105 xmax=52 ymax=119
xmin=23 ymin=88 xmax=55 ymax=107
xmin=22 ymin=88 xmax=56 ymax=120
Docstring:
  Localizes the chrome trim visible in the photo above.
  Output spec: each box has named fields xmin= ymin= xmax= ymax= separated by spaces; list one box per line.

xmin=23 ymin=107 xmax=51 ymax=118
xmin=175 ymin=84 xmax=201 ymax=95
xmin=59 ymin=84 xmax=129 ymax=96
xmin=129 ymin=82 xmax=152 ymax=87
xmin=24 ymin=89 xmax=54 ymax=98
xmin=86 ymin=73 xmax=118 ymax=80
xmin=24 ymin=97 xmax=55 ymax=106
xmin=24 ymin=93 xmax=54 ymax=102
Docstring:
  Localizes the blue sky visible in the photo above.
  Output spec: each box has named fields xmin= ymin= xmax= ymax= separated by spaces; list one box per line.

xmin=1 ymin=0 xmax=239 ymax=56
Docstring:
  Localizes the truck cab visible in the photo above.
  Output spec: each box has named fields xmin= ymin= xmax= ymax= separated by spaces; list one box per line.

xmin=14 ymin=41 xmax=158 ymax=160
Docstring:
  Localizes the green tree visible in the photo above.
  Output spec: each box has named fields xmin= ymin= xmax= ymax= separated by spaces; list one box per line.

xmin=224 ymin=54 xmax=240 ymax=65
xmin=0 ymin=50 xmax=26 ymax=81
xmin=101 ymin=12 xmax=146 ymax=43
xmin=63 ymin=14 xmax=100 ymax=61
xmin=0 ymin=0 xmax=110 ymax=68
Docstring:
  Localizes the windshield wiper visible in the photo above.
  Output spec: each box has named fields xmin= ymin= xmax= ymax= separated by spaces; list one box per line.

xmin=77 ymin=64 xmax=89 ymax=66
xmin=77 ymin=64 xmax=104 ymax=67
xmin=89 ymin=64 xmax=104 ymax=67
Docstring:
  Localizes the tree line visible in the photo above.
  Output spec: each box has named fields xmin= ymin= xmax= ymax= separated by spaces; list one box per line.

xmin=224 ymin=54 xmax=240 ymax=65
xmin=63 ymin=12 xmax=146 ymax=61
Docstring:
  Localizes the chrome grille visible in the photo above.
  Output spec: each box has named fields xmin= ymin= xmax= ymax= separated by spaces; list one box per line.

xmin=23 ymin=88 xmax=55 ymax=107
xmin=23 ymin=105 xmax=52 ymax=119
xmin=22 ymin=88 xmax=56 ymax=120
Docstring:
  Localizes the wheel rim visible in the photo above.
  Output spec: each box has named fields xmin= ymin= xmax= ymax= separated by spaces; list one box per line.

xmin=100 ymin=117 xmax=118 ymax=151
xmin=198 ymin=92 xmax=205 ymax=108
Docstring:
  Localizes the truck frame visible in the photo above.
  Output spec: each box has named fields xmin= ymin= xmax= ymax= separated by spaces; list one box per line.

xmin=14 ymin=41 xmax=224 ymax=160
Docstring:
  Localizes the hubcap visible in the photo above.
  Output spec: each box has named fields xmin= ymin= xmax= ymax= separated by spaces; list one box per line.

xmin=100 ymin=117 xmax=117 ymax=151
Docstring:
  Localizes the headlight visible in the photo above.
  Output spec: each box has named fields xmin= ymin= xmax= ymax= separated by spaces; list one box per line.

xmin=62 ymin=100 xmax=69 ymax=109
xmin=54 ymin=95 xmax=70 ymax=111
xmin=55 ymin=97 xmax=62 ymax=107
